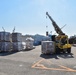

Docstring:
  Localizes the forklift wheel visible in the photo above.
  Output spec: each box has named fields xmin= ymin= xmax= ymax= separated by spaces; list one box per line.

xmin=67 ymin=48 xmax=71 ymax=53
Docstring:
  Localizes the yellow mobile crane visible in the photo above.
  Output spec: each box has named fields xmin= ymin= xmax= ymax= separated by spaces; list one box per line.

xmin=46 ymin=12 xmax=71 ymax=54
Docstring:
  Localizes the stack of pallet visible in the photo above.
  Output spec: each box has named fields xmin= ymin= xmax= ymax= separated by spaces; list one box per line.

xmin=41 ymin=41 xmax=55 ymax=54
xmin=0 ymin=32 xmax=11 ymax=52
xmin=12 ymin=33 xmax=26 ymax=51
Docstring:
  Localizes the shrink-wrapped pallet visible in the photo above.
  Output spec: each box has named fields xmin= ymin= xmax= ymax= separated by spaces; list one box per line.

xmin=0 ymin=32 xmax=11 ymax=42
xmin=25 ymin=37 xmax=35 ymax=49
xmin=12 ymin=42 xmax=26 ymax=51
xmin=0 ymin=42 xmax=11 ymax=52
xmin=12 ymin=33 xmax=22 ymax=42
xmin=41 ymin=41 xmax=55 ymax=54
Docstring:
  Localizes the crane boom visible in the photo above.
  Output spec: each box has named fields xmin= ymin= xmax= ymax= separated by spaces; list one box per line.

xmin=46 ymin=12 xmax=65 ymax=35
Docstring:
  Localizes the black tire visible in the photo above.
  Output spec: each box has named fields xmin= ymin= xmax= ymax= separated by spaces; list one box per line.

xmin=67 ymin=48 xmax=71 ymax=53
xmin=56 ymin=47 xmax=60 ymax=54
xmin=60 ymin=49 xmax=65 ymax=53
xmin=63 ymin=50 xmax=66 ymax=53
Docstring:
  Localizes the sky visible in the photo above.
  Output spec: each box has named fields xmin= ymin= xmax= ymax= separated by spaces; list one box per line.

xmin=0 ymin=0 xmax=76 ymax=36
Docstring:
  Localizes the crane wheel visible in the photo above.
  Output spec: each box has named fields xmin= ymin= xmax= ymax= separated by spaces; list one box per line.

xmin=67 ymin=48 xmax=71 ymax=53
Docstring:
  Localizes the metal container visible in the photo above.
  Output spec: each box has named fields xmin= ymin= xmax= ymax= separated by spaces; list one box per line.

xmin=0 ymin=42 xmax=11 ymax=52
xmin=12 ymin=33 xmax=22 ymax=42
xmin=41 ymin=41 xmax=55 ymax=54
xmin=0 ymin=32 xmax=11 ymax=42
xmin=12 ymin=42 xmax=25 ymax=51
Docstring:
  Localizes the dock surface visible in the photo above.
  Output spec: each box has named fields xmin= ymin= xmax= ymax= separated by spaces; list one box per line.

xmin=0 ymin=46 xmax=76 ymax=75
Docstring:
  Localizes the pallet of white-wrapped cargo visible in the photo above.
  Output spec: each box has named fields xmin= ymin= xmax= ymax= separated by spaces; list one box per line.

xmin=12 ymin=33 xmax=22 ymax=42
xmin=25 ymin=37 xmax=35 ymax=50
xmin=41 ymin=41 xmax=55 ymax=54
xmin=0 ymin=31 xmax=11 ymax=42
xmin=0 ymin=42 xmax=11 ymax=52
xmin=12 ymin=42 xmax=24 ymax=52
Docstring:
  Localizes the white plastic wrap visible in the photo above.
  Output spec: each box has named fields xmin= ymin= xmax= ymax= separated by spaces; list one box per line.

xmin=0 ymin=32 xmax=11 ymax=42
xmin=41 ymin=41 xmax=55 ymax=54
xmin=0 ymin=42 xmax=11 ymax=52
xmin=12 ymin=42 xmax=26 ymax=51
xmin=25 ymin=37 xmax=34 ymax=49
xmin=12 ymin=33 xmax=22 ymax=42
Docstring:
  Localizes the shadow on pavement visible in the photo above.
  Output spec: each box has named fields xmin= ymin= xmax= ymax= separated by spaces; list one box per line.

xmin=22 ymin=48 xmax=35 ymax=52
xmin=0 ymin=47 xmax=35 ymax=56
xmin=0 ymin=51 xmax=18 ymax=56
xmin=40 ymin=53 xmax=74 ymax=59
xmin=40 ymin=54 xmax=59 ymax=59
xmin=58 ymin=53 xmax=74 ymax=59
